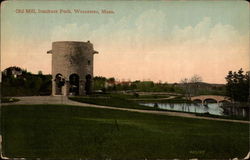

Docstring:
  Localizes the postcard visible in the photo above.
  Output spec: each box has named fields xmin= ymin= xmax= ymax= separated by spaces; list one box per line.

xmin=1 ymin=0 xmax=249 ymax=159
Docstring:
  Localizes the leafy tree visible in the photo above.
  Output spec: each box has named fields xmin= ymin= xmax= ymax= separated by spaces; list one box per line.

xmin=2 ymin=67 xmax=52 ymax=96
xmin=38 ymin=70 xmax=43 ymax=75
xmin=225 ymin=68 xmax=249 ymax=102
xmin=107 ymin=77 xmax=115 ymax=83
xmin=93 ymin=76 xmax=106 ymax=91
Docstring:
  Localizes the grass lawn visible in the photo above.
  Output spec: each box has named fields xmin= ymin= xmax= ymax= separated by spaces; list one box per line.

xmin=69 ymin=94 xmax=248 ymax=121
xmin=1 ymin=97 xmax=19 ymax=103
xmin=69 ymin=93 xmax=190 ymax=111
xmin=69 ymin=94 xmax=163 ymax=111
xmin=1 ymin=104 xmax=249 ymax=159
xmin=135 ymin=95 xmax=192 ymax=103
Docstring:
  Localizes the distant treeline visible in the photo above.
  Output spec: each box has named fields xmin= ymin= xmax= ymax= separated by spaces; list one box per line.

xmin=93 ymin=76 xmax=182 ymax=93
xmin=93 ymin=76 xmax=226 ymax=95
xmin=1 ymin=66 xmax=226 ymax=97
xmin=1 ymin=66 xmax=51 ymax=96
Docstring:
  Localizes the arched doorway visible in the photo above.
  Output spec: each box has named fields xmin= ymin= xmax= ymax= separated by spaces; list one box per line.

xmin=85 ymin=74 xmax=92 ymax=95
xmin=55 ymin=74 xmax=65 ymax=95
xmin=69 ymin=74 xmax=79 ymax=95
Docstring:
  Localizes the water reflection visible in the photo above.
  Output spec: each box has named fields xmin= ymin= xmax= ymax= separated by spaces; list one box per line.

xmin=169 ymin=103 xmax=174 ymax=109
xmin=141 ymin=102 xmax=224 ymax=116
xmin=221 ymin=102 xmax=249 ymax=117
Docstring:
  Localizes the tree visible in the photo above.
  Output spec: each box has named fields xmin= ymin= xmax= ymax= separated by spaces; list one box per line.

xmin=190 ymin=74 xmax=202 ymax=83
xmin=181 ymin=78 xmax=191 ymax=100
xmin=93 ymin=76 xmax=106 ymax=90
xmin=2 ymin=66 xmax=52 ymax=96
xmin=225 ymin=68 xmax=249 ymax=102
xmin=190 ymin=74 xmax=202 ymax=96
xmin=107 ymin=77 xmax=115 ymax=83
xmin=38 ymin=70 xmax=43 ymax=75
xmin=181 ymin=74 xmax=203 ymax=100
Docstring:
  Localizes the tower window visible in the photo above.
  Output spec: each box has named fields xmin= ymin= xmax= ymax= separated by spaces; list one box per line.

xmin=88 ymin=60 xmax=91 ymax=65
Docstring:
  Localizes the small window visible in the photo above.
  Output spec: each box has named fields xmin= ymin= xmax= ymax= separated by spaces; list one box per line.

xmin=88 ymin=60 xmax=91 ymax=65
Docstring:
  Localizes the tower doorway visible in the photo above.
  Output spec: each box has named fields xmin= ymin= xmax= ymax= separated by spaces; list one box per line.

xmin=69 ymin=74 xmax=79 ymax=95
xmin=55 ymin=74 xmax=64 ymax=95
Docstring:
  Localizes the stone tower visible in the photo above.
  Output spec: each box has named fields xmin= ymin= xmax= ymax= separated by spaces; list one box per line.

xmin=47 ymin=41 xmax=98 ymax=96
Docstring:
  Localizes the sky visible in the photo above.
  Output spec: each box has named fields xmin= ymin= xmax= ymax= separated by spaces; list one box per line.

xmin=1 ymin=0 xmax=249 ymax=84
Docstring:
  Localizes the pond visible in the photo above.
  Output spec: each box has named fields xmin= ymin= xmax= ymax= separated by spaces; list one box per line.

xmin=140 ymin=103 xmax=224 ymax=116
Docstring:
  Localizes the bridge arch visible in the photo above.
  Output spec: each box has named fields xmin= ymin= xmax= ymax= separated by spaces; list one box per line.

xmin=193 ymin=99 xmax=202 ymax=103
xmin=203 ymin=98 xmax=217 ymax=104
xmin=191 ymin=95 xmax=231 ymax=104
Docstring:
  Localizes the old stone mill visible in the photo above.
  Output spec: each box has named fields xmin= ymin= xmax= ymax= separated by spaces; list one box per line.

xmin=47 ymin=41 xmax=99 ymax=96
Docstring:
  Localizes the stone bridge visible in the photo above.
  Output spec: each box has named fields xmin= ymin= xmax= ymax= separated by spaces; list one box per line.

xmin=191 ymin=95 xmax=231 ymax=104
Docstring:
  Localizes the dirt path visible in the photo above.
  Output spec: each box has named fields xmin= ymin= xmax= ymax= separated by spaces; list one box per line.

xmin=2 ymin=96 xmax=249 ymax=124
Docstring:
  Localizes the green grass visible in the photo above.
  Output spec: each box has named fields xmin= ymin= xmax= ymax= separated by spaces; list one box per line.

xmin=69 ymin=93 xmax=190 ymax=111
xmin=124 ymin=94 xmax=191 ymax=103
xmin=131 ymin=94 xmax=170 ymax=99
xmin=135 ymin=96 xmax=191 ymax=103
xmin=69 ymin=94 xmax=248 ymax=121
xmin=1 ymin=104 xmax=249 ymax=159
xmin=69 ymin=94 xmax=163 ymax=111
xmin=1 ymin=97 xmax=20 ymax=103
xmin=195 ymin=112 xmax=249 ymax=121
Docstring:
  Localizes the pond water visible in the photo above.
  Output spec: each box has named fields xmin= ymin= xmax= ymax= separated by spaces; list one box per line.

xmin=140 ymin=103 xmax=224 ymax=116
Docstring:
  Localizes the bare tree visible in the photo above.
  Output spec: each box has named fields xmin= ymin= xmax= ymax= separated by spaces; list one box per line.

xmin=190 ymin=74 xmax=202 ymax=96
xmin=181 ymin=78 xmax=191 ymax=100
xmin=181 ymin=75 xmax=202 ymax=100
xmin=190 ymin=74 xmax=202 ymax=83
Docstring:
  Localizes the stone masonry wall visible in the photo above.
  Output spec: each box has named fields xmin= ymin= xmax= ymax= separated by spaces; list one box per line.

xmin=50 ymin=41 xmax=96 ymax=96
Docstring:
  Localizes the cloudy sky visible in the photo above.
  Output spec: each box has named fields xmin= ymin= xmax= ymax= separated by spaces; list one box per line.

xmin=1 ymin=0 xmax=249 ymax=83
